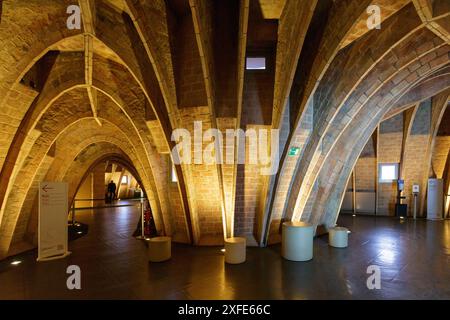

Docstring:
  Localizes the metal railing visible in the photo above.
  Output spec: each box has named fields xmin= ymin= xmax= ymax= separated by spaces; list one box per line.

xmin=70 ymin=197 xmax=146 ymax=225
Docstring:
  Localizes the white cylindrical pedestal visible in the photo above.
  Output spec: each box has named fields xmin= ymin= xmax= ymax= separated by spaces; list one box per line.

xmin=282 ymin=221 xmax=314 ymax=261
xmin=328 ymin=227 xmax=348 ymax=248
xmin=224 ymin=237 xmax=246 ymax=264
xmin=148 ymin=236 xmax=171 ymax=262
xmin=428 ymin=179 xmax=443 ymax=220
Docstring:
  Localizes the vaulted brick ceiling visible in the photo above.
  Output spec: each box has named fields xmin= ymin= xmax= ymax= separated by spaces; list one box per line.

xmin=0 ymin=0 xmax=449 ymax=259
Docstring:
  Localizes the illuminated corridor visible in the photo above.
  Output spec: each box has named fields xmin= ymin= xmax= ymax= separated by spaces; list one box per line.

xmin=0 ymin=0 xmax=449 ymax=302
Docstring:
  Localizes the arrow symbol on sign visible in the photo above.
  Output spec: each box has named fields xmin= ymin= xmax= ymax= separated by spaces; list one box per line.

xmin=41 ymin=185 xmax=54 ymax=193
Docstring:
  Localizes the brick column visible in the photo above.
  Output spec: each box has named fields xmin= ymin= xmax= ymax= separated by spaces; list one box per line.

xmin=93 ymin=162 xmax=106 ymax=207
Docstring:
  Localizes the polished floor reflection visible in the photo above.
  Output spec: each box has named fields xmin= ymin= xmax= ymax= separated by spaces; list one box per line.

xmin=0 ymin=206 xmax=449 ymax=299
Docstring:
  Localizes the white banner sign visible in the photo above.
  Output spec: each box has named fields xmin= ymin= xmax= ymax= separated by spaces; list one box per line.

xmin=427 ymin=179 xmax=444 ymax=220
xmin=38 ymin=181 xmax=70 ymax=261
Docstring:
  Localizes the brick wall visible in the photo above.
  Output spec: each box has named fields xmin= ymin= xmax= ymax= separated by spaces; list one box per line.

xmin=93 ymin=162 xmax=106 ymax=206
xmin=268 ymin=98 xmax=313 ymax=244
xmin=242 ymin=52 xmax=275 ymax=126
xmin=179 ymin=107 xmax=224 ymax=245
xmin=355 ymin=135 xmax=377 ymax=193
xmin=402 ymin=101 xmax=431 ymax=216
xmin=233 ymin=124 xmax=272 ymax=245
xmin=433 ymin=106 xmax=450 ymax=178
xmin=216 ymin=117 xmax=237 ymax=238
xmin=432 ymin=136 xmax=450 ymax=178
xmin=378 ymin=113 xmax=404 ymax=215
xmin=172 ymin=14 xmax=208 ymax=108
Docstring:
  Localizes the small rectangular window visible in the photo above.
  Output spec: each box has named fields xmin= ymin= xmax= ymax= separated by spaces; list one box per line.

xmin=121 ymin=175 xmax=128 ymax=184
xmin=379 ymin=163 xmax=398 ymax=183
xmin=246 ymin=57 xmax=266 ymax=70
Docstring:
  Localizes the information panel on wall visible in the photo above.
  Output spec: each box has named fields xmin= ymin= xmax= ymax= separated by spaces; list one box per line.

xmin=37 ymin=181 xmax=70 ymax=261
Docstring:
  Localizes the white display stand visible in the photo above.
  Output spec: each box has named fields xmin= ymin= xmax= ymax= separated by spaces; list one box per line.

xmin=427 ymin=179 xmax=444 ymax=220
xmin=148 ymin=236 xmax=171 ymax=262
xmin=224 ymin=237 xmax=246 ymax=264
xmin=37 ymin=181 xmax=71 ymax=261
xmin=282 ymin=221 xmax=314 ymax=261
xmin=328 ymin=227 xmax=348 ymax=248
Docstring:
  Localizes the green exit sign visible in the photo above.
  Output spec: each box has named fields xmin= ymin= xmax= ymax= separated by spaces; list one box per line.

xmin=288 ymin=147 xmax=300 ymax=156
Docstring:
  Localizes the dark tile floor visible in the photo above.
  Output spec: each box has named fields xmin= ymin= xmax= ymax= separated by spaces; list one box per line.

xmin=0 ymin=205 xmax=449 ymax=299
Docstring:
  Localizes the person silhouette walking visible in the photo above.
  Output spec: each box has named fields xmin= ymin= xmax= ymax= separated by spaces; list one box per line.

xmin=107 ymin=180 xmax=116 ymax=203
